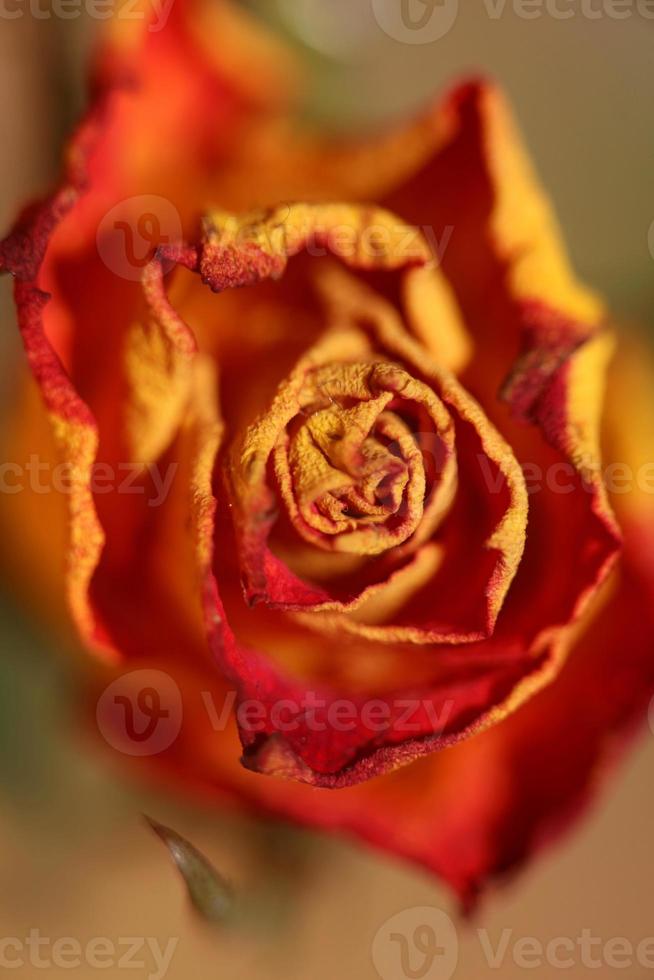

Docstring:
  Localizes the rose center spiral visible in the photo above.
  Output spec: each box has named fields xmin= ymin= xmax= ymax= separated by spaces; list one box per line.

xmin=273 ymin=361 xmax=457 ymax=556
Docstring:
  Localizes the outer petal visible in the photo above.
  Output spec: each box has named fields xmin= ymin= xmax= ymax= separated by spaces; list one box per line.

xmin=1 ymin=0 xmax=296 ymax=653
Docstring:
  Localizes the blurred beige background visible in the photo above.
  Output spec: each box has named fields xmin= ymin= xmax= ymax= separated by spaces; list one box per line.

xmin=1 ymin=2 xmax=654 ymax=978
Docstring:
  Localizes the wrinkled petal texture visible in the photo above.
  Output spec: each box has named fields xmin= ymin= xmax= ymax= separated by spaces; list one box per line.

xmin=2 ymin=3 xmax=652 ymax=910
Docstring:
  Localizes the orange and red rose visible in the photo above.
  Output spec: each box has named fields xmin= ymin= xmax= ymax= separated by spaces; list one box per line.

xmin=2 ymin=0 xmax=654 ymax=909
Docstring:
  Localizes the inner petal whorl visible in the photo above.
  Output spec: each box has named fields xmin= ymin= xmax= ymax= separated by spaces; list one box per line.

xmin=274 ymin=361 xmax=457 ymax=557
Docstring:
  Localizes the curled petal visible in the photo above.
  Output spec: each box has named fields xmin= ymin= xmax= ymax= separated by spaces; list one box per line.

xmin=123 ymin=258 xmax=198 ymax=465
xmin=10 ymin=283 xmax=106 ymax=647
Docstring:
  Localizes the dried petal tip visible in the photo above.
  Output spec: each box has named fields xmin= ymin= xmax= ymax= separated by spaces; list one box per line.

xmin=144 ymin=815 xmax=234 ymax=925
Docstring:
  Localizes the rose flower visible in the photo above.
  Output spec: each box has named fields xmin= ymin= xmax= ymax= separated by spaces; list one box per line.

xmin=2 ymin=0 xmax=654 ymax=909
